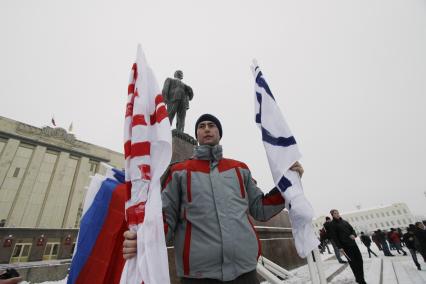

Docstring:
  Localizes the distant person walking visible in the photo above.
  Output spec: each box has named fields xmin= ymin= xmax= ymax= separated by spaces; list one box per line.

xmin=375 ymin=229 xmax=394 ymax=256
xmin=397 ymin=228 xmax=404 ymax=246
xmin=371 ymin=231 xmax=382 ymax=251
xmin=387 ymin=230 xmax=396 ymax=251
xmin=360 ymin=232 xmax=378 ymax=258
xmin=319 ymin=228 xmax=332 ymax=254
xmin=328 ymin=209 xmax=366 ymax=284
xmin=403 ymin=226 xmax=421 ymax=270
xmin=414 ymin=221 xmax=426 ymax=262
xmin=323 ymin=216 xmax=346 ymax=263
xmin=389 ymin=228 xmax=407 ymax=255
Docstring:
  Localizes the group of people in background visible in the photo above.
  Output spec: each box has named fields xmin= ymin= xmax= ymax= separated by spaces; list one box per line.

xmin=318 ymin=209 xmax=426 ymax=284
xmin=366 ymin=223 xmax=426 ymax=270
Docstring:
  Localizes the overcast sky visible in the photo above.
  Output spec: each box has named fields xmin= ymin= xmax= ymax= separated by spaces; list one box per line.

xmin=1 ymin=0 xmax=425 ymax=218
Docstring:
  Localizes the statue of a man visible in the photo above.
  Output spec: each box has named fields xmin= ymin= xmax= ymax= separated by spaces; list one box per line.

xmin=162 ymin=70 xmax=193 ymax=132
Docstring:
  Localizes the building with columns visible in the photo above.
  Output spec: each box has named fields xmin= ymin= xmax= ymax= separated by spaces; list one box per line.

xmin=0 ymin=116 xmax=124 ymax=229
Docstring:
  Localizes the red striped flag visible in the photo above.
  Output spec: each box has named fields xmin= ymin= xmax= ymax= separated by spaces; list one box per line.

xmin=120 ymin=45 xmax=172 ymax=284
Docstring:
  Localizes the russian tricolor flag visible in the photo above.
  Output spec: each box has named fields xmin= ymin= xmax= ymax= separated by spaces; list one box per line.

xmin=67 ymin=166 xmax=128 ymax=284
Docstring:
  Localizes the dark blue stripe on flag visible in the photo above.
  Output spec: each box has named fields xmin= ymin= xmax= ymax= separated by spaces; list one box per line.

xmin=67 ymin=178 xmax=119 ymax=284
xmin=255 ymin=92 xmax=262 ymax=124
xmin=277 ymin=175 xmax=292 ymax=193
xmin=256 ymin=71 xmax=275 ymax=101
xmin=261 ymin=127 xmax=297 ymax=147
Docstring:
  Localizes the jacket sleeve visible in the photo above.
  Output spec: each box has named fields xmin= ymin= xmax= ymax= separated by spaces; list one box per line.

xmin=244 ymin=169 xmax=285 ymax=221
xmin=325 ymin=223 xmax=336 ymax=243
xmin=329 ymin=223 xmax=343 ymax=249
xmin=349 ymin=222 xmax=357 ymax=237
xmin=161 ymin=168 xmax=181 ymax=242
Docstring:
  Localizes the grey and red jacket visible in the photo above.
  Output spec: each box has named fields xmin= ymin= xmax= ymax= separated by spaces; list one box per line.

xmin=162 ymin=145 xmax=285 ymax=281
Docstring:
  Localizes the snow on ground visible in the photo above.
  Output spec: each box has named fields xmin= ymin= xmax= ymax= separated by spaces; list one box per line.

xmin=18 ymin=242 xmax=426 ymax=283
xmin=262 ymin=240 xmax=426 ymax=283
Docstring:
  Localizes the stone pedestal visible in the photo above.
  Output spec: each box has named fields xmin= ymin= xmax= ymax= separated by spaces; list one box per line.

xmin=170 ymin=130 xmax=197 ymax=163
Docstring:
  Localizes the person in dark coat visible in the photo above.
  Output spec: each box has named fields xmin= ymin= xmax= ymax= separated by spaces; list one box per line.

xmin=319 ymin=228 xmax=332 ymax=254
xmin=375 ymin=229 xmax=394 ymax=256
xmin=397 ymin=228 xmax=404 ymax=246
xmin=403 ymin=225 xmax=421 ymax=270
xmin=328 ymin=209 xmax=366 ymax=284
xmin=360 ymin=232 xmax=378 ymax=258
xmin=371 ymin=231 xmax=382 ymax=251
xmin=323 ymin=217 xmax=346 ymax=263
xmin=414 ymin=221 xmax=426 ymax=262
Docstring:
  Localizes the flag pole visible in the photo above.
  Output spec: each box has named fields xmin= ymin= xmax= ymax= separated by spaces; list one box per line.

xmin=313 ymin=248 xmax=327 ymax=283
xmin=307 ymin=252 xmax=318 ymax=284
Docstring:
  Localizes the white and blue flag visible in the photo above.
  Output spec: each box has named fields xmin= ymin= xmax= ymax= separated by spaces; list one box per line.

xmin=251 ymin=60 xmax=319 ymax=258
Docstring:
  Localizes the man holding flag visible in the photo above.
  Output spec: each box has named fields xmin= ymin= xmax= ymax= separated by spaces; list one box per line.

xmin=123 ymin=112 xmax=304 ymax=283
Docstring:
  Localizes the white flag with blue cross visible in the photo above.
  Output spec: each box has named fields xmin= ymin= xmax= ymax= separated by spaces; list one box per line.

xmin=251 ymin=60 xmax=319 ymax=258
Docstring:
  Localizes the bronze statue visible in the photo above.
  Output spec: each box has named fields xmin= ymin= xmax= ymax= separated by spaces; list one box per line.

xmin=162 ymin=70 xmax=193 ymax=133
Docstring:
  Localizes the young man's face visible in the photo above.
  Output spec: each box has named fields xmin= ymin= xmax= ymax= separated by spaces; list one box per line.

xmin=197 ymin=120 xmax=220 ymax=146
xmin=331 ymin=210 xmax=340 ymax=220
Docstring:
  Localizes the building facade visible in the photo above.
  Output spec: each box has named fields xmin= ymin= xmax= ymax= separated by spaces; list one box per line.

xmin=313 ymin=203 xmax=416 ymax=235
xmin=0 ymin=116 xmax=124 ymax=229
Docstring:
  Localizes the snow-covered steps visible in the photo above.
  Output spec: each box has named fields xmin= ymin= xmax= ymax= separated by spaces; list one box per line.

xmin=382 ymin=258 xmax=397 ymax=284
xmin=365 ymin=258 xmax=381 ymax=284
xmin=325 ymin=262 xmax=348 ymax=283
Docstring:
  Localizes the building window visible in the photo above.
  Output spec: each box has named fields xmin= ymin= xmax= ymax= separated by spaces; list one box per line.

xmin=386 ymin=212 xmax=390 ymax=217
xmin=89 ymin=161 xmax=99 ymax=174
xmin=392 ymin=211 xmax=396 ymax=215
xmin=403 ymin=209 xmax=407 ymax=214
xmin=402 ymin=219 xmax=406 ymax=224
xmin=391 ymin=221 xmax=395 ymax=225
xmin=43 ymin=242 xmax=60 ymax=260
xmin=381 ymin=222 xmax=384 ymax=227
xmin=397 ymin=210 xmax=402 ymax=214
xmin=365 ymin=215 xmax=369 ymax=220
xmin=12 ymin=167 xmax=20 ymax=178
xmin=375 ymin=223 xmax=378 ymax=228
xmin=361 ymin=216 xmax=364 ymax=220
xmin=397 ymin=220 xmax=401 ymax=225
xmin=376 ymin=213 xmax=380 ymax=218
xmin=386 ymin=221 xmax=390 ymax=226
xmin=10 ymin=243 xmax=32 ymax=263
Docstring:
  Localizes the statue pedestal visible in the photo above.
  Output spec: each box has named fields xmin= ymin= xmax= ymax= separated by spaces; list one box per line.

xmin=171 ymin=130 xmax=197 ymax=163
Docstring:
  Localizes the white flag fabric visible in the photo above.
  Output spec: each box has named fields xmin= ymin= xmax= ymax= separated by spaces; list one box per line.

xmin=251 ymin=60 xmax=319 ymax=258
xmin=120 ymin=45 xmax=172 ymax=284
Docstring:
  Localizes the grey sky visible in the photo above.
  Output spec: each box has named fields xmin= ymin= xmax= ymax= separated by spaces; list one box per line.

xmin=1 ymin=0 xmax=425 ymax=218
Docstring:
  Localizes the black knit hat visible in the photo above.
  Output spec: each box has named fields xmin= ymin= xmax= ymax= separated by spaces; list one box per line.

xmin=195 ymin=114 xmax=223 ymax=139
